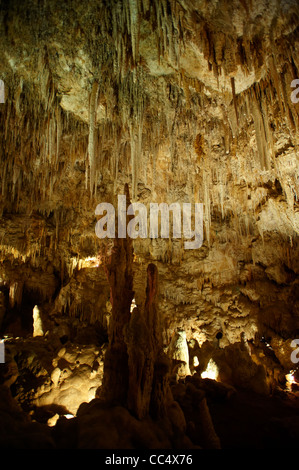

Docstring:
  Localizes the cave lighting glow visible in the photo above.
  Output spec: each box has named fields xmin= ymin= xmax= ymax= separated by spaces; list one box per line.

xmin=82 ymin=256 xmax=100 ymax=268
xmin=201 ymin=358 xmax=219 ymax=380
xmin=130 ymin=297 xmax=137 ymax=313
xmin=193 ymin=356 xmax=199 ymax=367
xmin=69 ymin=256 xmax=101 ymax=272
xmin=286 ymin=370 xmax=296 ymax=390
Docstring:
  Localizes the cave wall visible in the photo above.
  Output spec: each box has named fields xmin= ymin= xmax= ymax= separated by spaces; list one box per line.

xmin=0 ymin=0 xmax=298 ymax=379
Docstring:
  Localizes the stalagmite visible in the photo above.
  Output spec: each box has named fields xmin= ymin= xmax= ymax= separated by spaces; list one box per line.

xmin=33 ymin=305 xmax=44 ymax=337
xmin=125 ymin=263 xmax=170 ymax=419
xmin=100 ymin=184 xmax=135 ymax=405
xmin=168 ymin=328 xmax=191 ymax=378
xmin=100 ymin=185 xmax=172 ymax=420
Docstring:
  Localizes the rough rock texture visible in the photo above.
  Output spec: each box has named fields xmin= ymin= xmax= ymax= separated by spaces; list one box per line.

xmin=2 ymin=336 xmax=105 ymax=417
xmin=0 ymin=0 xmax=299 ymax=449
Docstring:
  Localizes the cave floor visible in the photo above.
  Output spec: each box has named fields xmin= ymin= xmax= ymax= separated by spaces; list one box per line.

xmin=208 ymin=388 xmax=299 ymax=449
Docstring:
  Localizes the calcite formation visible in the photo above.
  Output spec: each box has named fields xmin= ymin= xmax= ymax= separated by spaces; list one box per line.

xmin=0 ymin=0 xmax=299 ymax=449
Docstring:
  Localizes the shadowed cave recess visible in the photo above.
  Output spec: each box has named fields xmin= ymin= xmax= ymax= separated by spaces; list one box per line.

xmin=0 ymin=0 xmax=299 ymax=450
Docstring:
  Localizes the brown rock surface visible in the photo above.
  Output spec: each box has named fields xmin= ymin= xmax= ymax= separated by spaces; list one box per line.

xmin=0 ymin=0 xmax=298 ymax=450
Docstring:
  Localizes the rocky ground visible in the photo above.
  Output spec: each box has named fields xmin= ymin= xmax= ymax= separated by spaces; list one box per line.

xmin=1 ymin=329 xmax=299 ymax=449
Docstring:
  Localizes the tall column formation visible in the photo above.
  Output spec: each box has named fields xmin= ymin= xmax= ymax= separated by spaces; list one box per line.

xmin=100 ymin=185 xmax=170 ymax=420
xmin=100 ymin=184 xmax=134 ymax=406
xmin=125 ymin=262 xmax=170 ymax=419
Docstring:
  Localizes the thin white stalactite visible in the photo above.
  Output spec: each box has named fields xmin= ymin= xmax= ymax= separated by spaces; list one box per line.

xmin=88 ymin=81 xmax=99 ymax=197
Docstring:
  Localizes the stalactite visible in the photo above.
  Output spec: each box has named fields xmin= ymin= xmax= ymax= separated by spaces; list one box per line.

xmin=249 ymin=86 xmax=270 ymax=171
xmin=203 ymin=169 xmax=211 ymax=246
xmin=88 ymin=80 xmax=99 ymax=197
xmin=118 ymin=67 xmax=145 ymax=199
xmin=55 ymin=103 xmax=61 ymax=165
xmin=231 ymin=77 xmax=239 ymax=126
xmin=260 ymin=87 xmax=274 ymax=166
xmin=129 ymin=123 xmax=137 ymax=200
xmin=128 ymin=0 xmax=140 ymax=64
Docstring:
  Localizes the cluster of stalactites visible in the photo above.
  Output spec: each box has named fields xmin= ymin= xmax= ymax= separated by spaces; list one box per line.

xmin=86 ymin=0 xmax=299 ymax=213
xmin=1 ymin=0 xmax=299 ymax=247
xmin=0 ymin=73 xmax=88 ymax=213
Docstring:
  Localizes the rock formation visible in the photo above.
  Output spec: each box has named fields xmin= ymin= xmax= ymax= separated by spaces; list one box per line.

xmin=0 ymin=0 xmax=299 ymax=450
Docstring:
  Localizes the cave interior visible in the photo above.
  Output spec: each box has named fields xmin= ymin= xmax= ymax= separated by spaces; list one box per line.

xmin=0 ymin=0 xmax=299 ymax=450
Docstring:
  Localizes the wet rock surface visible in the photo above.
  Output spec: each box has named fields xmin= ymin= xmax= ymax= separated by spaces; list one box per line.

xmin=0 ymin=0 xmax=298 ymax=450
